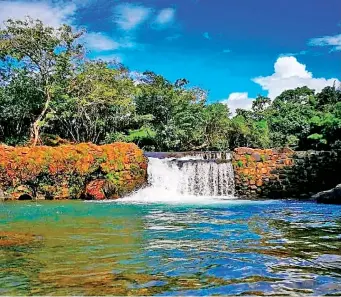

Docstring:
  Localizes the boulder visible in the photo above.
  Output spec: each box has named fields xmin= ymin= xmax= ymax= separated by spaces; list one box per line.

xmin=311 ymin=184 xmax=341 ymax=204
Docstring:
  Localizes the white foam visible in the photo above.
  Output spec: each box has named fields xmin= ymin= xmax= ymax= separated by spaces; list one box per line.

xmin=121 ymin=156 xmax=236 ymax=204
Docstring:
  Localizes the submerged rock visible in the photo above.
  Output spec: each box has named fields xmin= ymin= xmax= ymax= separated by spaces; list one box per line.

xmin=0 ymin=231 xmax=38 ymax=247
xmin=311 ymin=184 xmax=341 ymax=204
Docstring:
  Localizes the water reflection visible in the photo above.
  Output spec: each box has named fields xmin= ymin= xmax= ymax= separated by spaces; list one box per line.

xmin=0 ymin=200 xmax=340 ymax=295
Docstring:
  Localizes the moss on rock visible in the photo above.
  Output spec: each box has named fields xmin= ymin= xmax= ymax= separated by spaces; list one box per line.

xmin=0 ymin=142 xmax=147 ymax=200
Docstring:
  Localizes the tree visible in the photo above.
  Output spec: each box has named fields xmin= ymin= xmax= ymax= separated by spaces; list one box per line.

xmin=0 ymin=18 xmax=84 ymax=145
xmin=49 ymin=61 xmax=136 ymax=143
xmin=0 ymin=70 xmax=44 ymax=145
xmin=135 ymin=71 xmax=208 ymax=151
xmin=252 ymin=95 xmax=271 ymax=114
xmin=268 ymin=87 xmax=316 ymax=149
xmin=202 ymin=103 xmax=230 ymax=150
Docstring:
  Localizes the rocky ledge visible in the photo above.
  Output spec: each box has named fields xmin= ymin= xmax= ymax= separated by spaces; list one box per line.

xmin=0 ymin=142 xmax=147 ymax=200
xmin=311 ymin=184 xmax=341 ymax=204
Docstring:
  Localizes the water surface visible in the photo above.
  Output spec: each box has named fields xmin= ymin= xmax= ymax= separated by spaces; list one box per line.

xmin=1 ymin=199 xmax=341 ymax=296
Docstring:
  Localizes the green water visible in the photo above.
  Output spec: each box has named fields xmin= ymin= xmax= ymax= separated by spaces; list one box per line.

xmin=0 ymin=200 xmax=341 ymax=296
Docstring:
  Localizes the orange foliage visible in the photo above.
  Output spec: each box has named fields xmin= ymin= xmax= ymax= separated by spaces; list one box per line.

xmin=0 ymin=142 xmax=147 ymax=200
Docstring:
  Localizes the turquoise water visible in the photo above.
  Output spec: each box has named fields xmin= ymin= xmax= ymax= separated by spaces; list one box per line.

xmin=1 ymin=199 xmax=341 ymax=296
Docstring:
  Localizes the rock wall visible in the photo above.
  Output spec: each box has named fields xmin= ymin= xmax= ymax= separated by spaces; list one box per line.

xmin=0 ymin=142 xmax=147 ymax=200
xmin=232 ymin=147 xmax=341 ymax=199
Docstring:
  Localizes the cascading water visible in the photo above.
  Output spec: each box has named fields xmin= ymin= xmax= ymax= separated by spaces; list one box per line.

xmin=126 ymin=153 xmax=235 ymax=203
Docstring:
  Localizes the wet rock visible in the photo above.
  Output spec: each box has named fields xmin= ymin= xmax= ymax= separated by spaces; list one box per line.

xmin=312 ymin=184 xmax=341 ymax=204
xmin=85 ymin=180 xmax=108 ymax=200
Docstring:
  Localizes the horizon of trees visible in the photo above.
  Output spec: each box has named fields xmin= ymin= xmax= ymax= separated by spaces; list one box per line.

xmin=1 ymin=18 xmax=341 ymax=151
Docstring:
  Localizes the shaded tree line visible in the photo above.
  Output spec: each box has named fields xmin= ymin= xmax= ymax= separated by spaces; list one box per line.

xmin=1 ymin=18 xmax=340 ymax=151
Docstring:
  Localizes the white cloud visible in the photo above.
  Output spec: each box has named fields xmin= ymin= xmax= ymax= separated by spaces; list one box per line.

xmin=83 ymin=32 xmax=139 ymax=51
xmin=114 ymin=3 xmax=151 ymax=30
xmin=223 ymin=56 xmax=340 ymax=114
xmin=221 ymin=92 xmax=254 ymax=116
xmin=308 ymin=34 xmax=341 ymax=51
xmin=0 ymin=1 xmax=77 ymax=27
xmin=84 ymin=32 xmax=120 ymax=51
xmin=155 ymin=8 xmax=175 ymax=25
xmin=253 ymin=56 xmax=340 ymax=99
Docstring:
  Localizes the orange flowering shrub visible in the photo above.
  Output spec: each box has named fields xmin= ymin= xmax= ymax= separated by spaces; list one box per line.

xmin=0 ymin=143 xmax=147 ymax=200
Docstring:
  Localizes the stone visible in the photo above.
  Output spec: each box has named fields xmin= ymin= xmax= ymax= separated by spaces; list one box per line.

xmin=312 ymin=184 xmax=341 ymax=204
xmin=251 ymin=153 xmax=261 ymax=162
xmin=265 ymin=149 xmax=273 ymax=156
xmin=261 ymin=168 xmax=268 ymax=174
xmin=279 ymin=147 xmax=294 ymax=154
xmin=284 ymin=159 xmax=293 ymax=166
xmin=233 ymin=147 xmax=341 ymax=200
xmin=85 ymin=180 xmax=107 ymax=200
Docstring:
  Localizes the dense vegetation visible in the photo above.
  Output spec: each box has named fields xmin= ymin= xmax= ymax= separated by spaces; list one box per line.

xmin=1 ymin=18 xmax=340 ymax=151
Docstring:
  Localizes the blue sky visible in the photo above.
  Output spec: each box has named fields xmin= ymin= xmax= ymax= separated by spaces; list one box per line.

xmin=1 ymin=0 xmax=340 ymax=112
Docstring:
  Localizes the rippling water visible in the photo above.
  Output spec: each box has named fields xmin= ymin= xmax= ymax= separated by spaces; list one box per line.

xmin=1 ymin=199 xmax=341 ymax=296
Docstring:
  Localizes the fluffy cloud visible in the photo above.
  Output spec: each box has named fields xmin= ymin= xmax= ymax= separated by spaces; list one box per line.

xmin=114 ymin=3 xmax=151 ymax=30
xmin=155 ymin=8 xmax=175 ymax=25
xmin=223 ymin=56 xmax=340 ymax=114
xmin=0 ymin=1 xmax=77 ymax=27
xmin=221 ymin=92 xmax=254 ymax=116
xmin=84 ymin=32 xmax=120 ymax=51
xmin=253 ymin=56 xmax=340 ymax=99
xmin=308 ymin=34 xmax=341 ymax=51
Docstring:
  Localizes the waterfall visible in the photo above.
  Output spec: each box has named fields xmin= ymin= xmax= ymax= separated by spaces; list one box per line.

xmin=126 ymin=153 xmax=235 ymax=202
xmin=147 ymin=158 xmax=235 ymax=196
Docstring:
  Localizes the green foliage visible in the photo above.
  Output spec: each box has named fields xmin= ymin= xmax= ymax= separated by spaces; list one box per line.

xmin=0 ymin=17 xmax=340 ymax=152
xmin=48 ymin=60 xmax=136 ymax=143
xmin=0 ymin=17 xmax=84 ymax=145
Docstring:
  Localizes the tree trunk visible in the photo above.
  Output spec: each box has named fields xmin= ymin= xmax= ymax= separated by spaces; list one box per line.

xmin=31 ymin=122 xmax=41 ymax=146
xmin=30 ymin=90 xmax=51 ymax=146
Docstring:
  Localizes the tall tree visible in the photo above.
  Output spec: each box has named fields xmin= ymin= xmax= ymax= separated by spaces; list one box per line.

xmin=0 ymin=18 xmax=84 ymax=145
xmin=49 ymin=61 xmax=136 ymax=143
